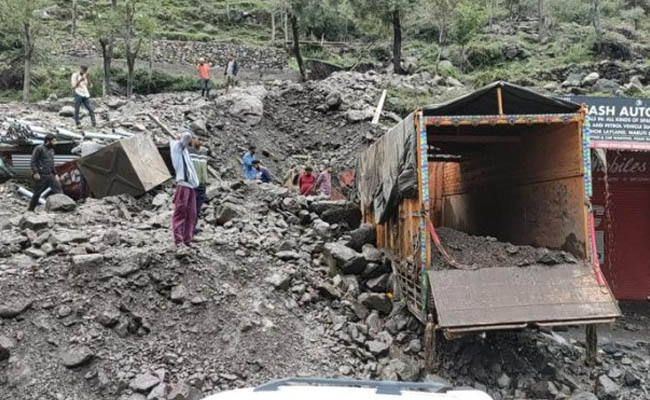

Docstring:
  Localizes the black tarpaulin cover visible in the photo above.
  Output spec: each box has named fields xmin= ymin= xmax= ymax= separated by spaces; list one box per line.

xmin=423 ymin=81 xmax=581 ymax=117
xmin=356 ymin=112 xmax=417 ymax=223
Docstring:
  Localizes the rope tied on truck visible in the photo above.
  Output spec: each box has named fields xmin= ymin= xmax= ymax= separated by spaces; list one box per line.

xmin=424 ymin=211 xmax=476 ymax=271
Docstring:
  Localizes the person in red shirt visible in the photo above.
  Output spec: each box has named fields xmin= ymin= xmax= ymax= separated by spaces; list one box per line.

xmin=196 ymin=58 xmax=211 ymax=97
xmin=298 ymin=166 xmax=317 ymax=196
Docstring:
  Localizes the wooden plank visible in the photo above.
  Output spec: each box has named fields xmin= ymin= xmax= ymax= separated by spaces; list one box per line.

xmin=428 ymin=265 xmax=621 ymax=328
xmin=372 ymin=90 xmax=388 ymax=125
xmin=497 ymin=87 xmax=504 ymax=115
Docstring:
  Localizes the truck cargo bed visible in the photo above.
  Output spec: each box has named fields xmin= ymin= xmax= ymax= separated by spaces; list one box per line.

xmin=428 ymin=264 xmax=621 ymax=335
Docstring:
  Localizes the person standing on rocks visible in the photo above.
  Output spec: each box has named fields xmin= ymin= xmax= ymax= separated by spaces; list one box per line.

xmin=314 ymin=165 xmax=333 ymax=198
xmin=196 ymin=58 xmax=211 ymax=97
xmin=298 ymin=166 xmax=317 ymax=196
xmin=70 ymin=65 xmax=97 ymax=128
xmin=28 ymin=133 xmax=63 ymax=211
xmin=171 ymin=130 xmax=199 ymax=247
xmin=242 ymin=146 xmax=257 ymax=180
xmin=252 ymin=160 xmax=273 ymax=183
xmin=224 ymin=56 xmax=239 ymax=94
xmin=190 ymin=136 xmax=209 ymax=234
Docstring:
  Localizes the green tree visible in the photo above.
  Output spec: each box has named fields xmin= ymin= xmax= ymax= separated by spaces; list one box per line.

xmin=90 ymin=0 xmax=118 ymax=97
xmin=621 ymin=0 xmax=650 ymax=30
xmin=0 ymin=0 xmax=51 ymax=102
xmin=453 ymin=0 xmax=488 ymax=69
xmin=119 ymin=0 xmax=156 ymax=97
xmin=349 ymin=0 xmax=417 ymax=74
xmin=421 ymin=0 xmax=455 ymax=72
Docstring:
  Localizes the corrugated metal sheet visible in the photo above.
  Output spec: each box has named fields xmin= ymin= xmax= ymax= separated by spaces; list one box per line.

xmin=11 ymin=154 xmax=79 ymax=178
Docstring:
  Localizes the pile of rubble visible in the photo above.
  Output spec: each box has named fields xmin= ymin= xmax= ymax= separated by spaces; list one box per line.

xmin=2 ymin=176 xmax=649 ymax=400
xmin=432 ymin=227 xmax=579 ymax=271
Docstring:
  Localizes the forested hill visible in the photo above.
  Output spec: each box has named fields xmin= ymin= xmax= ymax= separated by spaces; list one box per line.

xmin=1 ymin=0 xmax=649 ymax=102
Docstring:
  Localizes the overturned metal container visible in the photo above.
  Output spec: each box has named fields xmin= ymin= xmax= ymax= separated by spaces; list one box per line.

xmin=77 ymin=134 xmax=171 ymax=198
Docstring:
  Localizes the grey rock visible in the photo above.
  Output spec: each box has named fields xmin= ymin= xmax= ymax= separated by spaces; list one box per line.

xmin=45 ymin=194 xmax=76 ymax=212
xmin=358 ymin=292 xmax=393 ymax=315
xmin=53 ymin=230 xmax=89 ymax=244
xmin=72 ymin=254 xmax=104 ymax=268
xmin=367 ymin=340 xmax=391 ymax=356
xmin=406 ymin=338 xmax=422 ymax=354
xmin=366 ymin=273 xmax=390 ymax=293
xmin=148 ymin=383 xmax=168 ymax=400
xmin=57 ymin=304 xmax=72 ymax=318
xmin=382 ymin=357 xmax=420 ymax=382
xmin=275 ymin=250 xmax=299 ymax=261
xmin=326 ymin=91 xmax=342 ymax=109
xmin=346 ymin=224 xmax=376 ymax=251
xmin=98 ymin=306 xmax=121 ymax=328
xmin=130 ymin=373 xmax=161 ymax=393
xmin=438 ymin=60 xmax=454 ymax=72
xmin=0 ymin=335 xmax=16 ymax=361
xmin=346 ymin=108 xmax=373 ymax=123
xmin=266 ymin=272 xmax=292 ymax=290
xmin=568 ymin=393 xmax=598 ymax=400
xmin=323 ymin=242 xmax=367 ymax=275
xmin=215 ymin=203 xmax=242 ymax=225
xmin=168 ymin=381 xmax=201 ymax=400
xmin=423 ymin=373 xmax=451 ymax=386
xmin=595 ymin=375 xmax=620 ymax=400
xmin=531 ymin=381 xmax=559 ymax=398
xmin=20 ymin=214 xmax=51 ymax=231
xmin=24 ymin=247 xmax=47 ymax=259
xmin=446 ymin=77 xmax=463 ymax=87
xmin=59 ymin=105 xmax=75 ymax=117
xmin=497 ymin=372 xmax=512 ymax=388
xmin=582 ymin=72 xmax=600 ymax=86
xmin=316 ymin=282 xmax=343 ymax=300
xmin=152 ymin=193 xmax=168 ymax=207
xmin=623 ymin=371 xmax=640 ymax=387
xmin=171 ymin=284 xmax=189 ymax=304
xmin=0 ymin=299 xmax=33 ymax=318
xmin=228 ymin=93 xmax=264 ymax=126
xmin=60 ymin=345 xmax=94 ymax=368
xmin=190 ymin=119 xmax=207 ymax=134
xmin=562 ymin=73 xmax=584 ymax=87
xmin=593 ymin=79 xmax=620 ymax=94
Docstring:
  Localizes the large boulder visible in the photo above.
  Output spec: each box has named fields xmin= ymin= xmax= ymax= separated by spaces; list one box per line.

xmin=229 ymin=94 xmax=263 ymax=125
xmin=593 ymin=79 xmax=621 ymax=94
xmin=310 ymin=200 xmax=361 ymax=229
xmin=346 ymin=223 xmax=376 ymax=251
xmin=60 ymin=345 xmax=94 ymax=368
xmin=595 ymin=375 xmax=620 ymax=400
xmin=20 ymin=214 xmax=51 ymax=231
xmin=214 ymin=203 xmax=243 ymax=225
xmin=0 ymin=335 xmax=15 ymax=361
xmin=45 ymin=194 xmax=76 ymax=212
xmin=358 ymin=292 xmax=392 ymax=315
xmin=323 ymin=243 xmax=367 ymax=275
xmin=168 ymin=381 xmax=202 ymax=400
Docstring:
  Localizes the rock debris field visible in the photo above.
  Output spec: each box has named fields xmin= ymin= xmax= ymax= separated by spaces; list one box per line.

xmin=0 ymin=72 xmax=649 ymax=400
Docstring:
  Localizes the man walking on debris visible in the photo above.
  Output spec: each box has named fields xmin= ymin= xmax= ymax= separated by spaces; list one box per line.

xmin=224 ymin=56 xmax=239 ymax=94
xmin=242 ymin=146 xmax=257 ymax=180
xmin=196 ymin=58 xmax=211 ymax=97
xmin=28 ymin=133 xmax=62 ymax=211
xmin=71 ymin=65 xmax=97 ymax=128
xmin=298 ymin=166 xmax=317 ymax=196
xmin=252 ymin=160 xmax=273 ymax=183
xmin=171 ymin=130 xmax=199 ymax=247
xmin=190 ymin=136 xmax=209 ymax=234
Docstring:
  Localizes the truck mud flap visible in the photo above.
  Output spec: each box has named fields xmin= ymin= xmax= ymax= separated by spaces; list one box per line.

xmin=428 ymin=264 xmax=621 ymax=334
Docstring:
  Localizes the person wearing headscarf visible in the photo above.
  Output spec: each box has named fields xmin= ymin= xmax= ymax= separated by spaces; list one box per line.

xmin=171 ymin=130 xmax=199 ymax=247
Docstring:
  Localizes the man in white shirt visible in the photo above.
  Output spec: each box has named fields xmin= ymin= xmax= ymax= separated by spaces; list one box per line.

xmin=70 ymin=65 xmax=97 ymax=128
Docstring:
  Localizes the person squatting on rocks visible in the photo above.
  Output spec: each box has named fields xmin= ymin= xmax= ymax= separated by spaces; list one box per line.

xmin=224 ymin=56 xmax=239 ymax=94
xmin=71 ymin=65 xmax=97 ymax=128
xmin=189 ymin=136 xmax=210 ymax=234
xmin=298 ymin=166 xmax=317 ymax=196
xmin=171 ymin=130 xmax=200 ymax=247
xmin=196 ymin=58 xmax=211 ymax=97
xmin=252 ymin=160 xmax=273 ymax=183
xmin=28 ymin=133 xmax=62 ymax=211
xmin=314 ymin=165 xmax=333 ymax=198
xmin=242 ymin=146 xmax=257 ymax=180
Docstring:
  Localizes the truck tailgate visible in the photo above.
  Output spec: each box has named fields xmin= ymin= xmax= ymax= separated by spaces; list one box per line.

xmin=428 ymin=264 xmax=621 ymax=334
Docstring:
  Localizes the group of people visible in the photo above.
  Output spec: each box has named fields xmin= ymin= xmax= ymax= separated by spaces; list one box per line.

xmin=196 ymin=56 xmax=239 ymax=98
xmin=65 ymin=56 xmax=241 ymax=131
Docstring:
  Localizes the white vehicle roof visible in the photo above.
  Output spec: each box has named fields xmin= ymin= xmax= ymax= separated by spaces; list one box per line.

xmin=201 ymin=378 xmax=493 ymax=400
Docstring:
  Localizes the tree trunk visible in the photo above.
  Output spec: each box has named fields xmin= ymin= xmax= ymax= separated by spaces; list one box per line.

xmin=99 ymin=39 xmax=113 ymax=97
xmin=537 ymin=0 xmax=545 ymax=41
xmin=149 ymin=37 xmax=154 ymax=92
xmin=126 ymin=39 xmax=142 ymax=98
xmin=435 ymin=19 xmax=445 ymax=74
xmin=392 ymin=10 xmax=403 ymax=75
xmin=271 ymin=12 xmax=276 ymax=43
xmin=72 ymin=0 xmax=78 ymax=36
xmin=290 ymin=14 xmax=306 ymax=81
xmin=592 ymin=0 xmax=601 ymax=52
xmin=284 ymin=12 xmax=288 ymax=44
xmin=22 ymin=22 xmax=32 ymax=103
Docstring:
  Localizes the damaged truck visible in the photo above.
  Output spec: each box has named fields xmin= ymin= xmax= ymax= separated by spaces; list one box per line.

xmin=356 ymin=81 xmax=621 ymax=364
